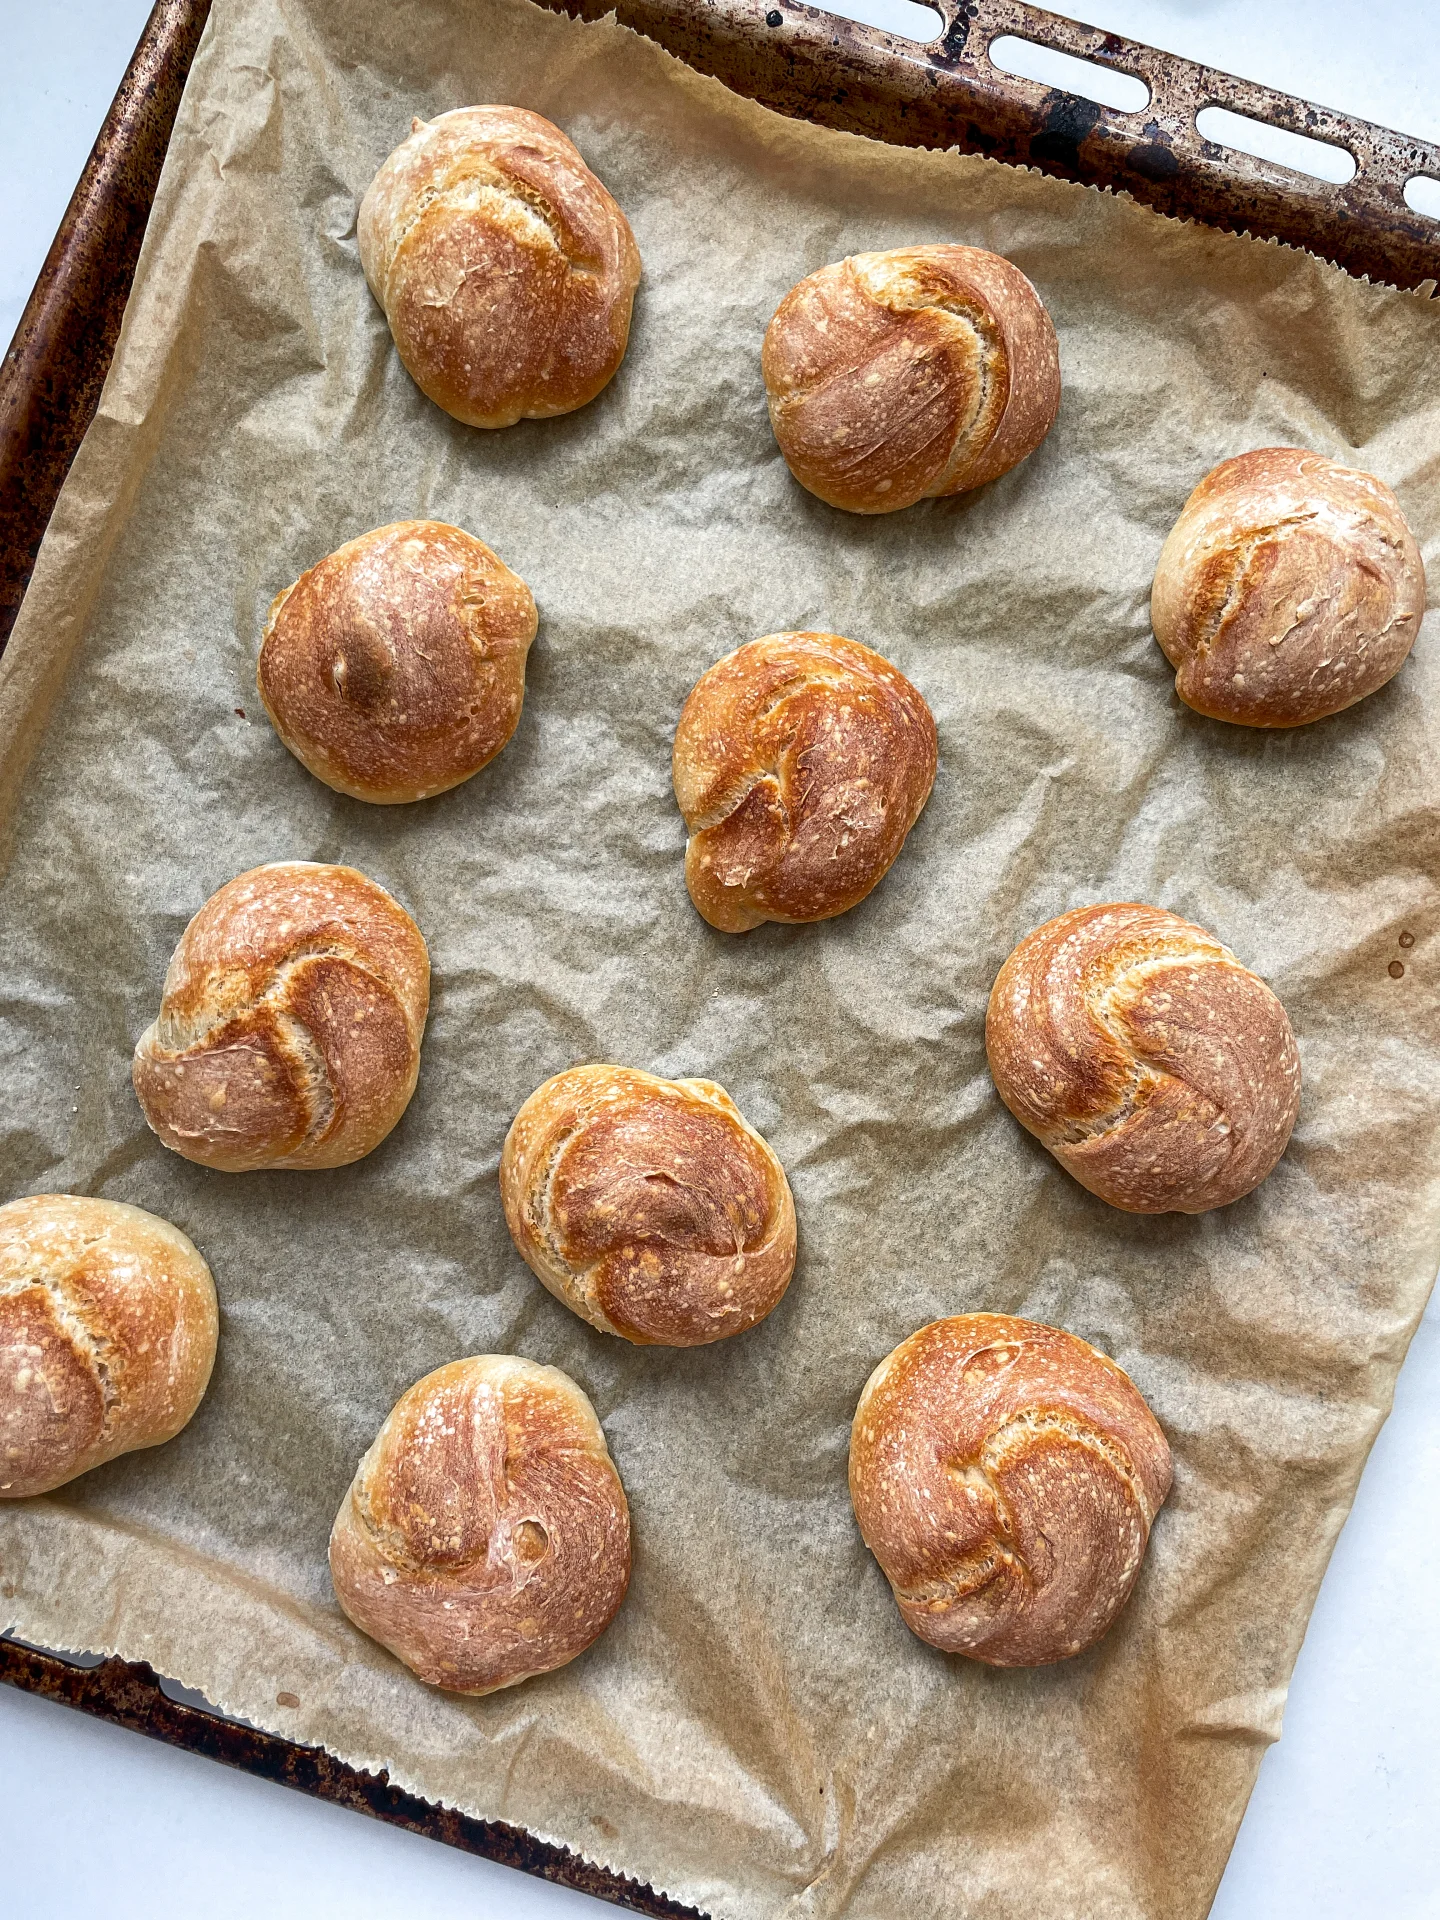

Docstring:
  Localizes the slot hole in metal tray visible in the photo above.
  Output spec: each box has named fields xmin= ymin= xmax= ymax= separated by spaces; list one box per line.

xmin=1195 ymin=105 xmax=1357 ymax=184
xmin=1404 ymin=174 xmax=1440 ymax=220
xmin=807 ymin=0 xmax=943 ymax=43
xmin=987 ymin=34 xmax=1150 ymax=114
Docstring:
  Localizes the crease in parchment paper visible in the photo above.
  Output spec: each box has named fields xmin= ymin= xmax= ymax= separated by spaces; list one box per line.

xmin=1 ymin=1 xmax=1438 ymax=1915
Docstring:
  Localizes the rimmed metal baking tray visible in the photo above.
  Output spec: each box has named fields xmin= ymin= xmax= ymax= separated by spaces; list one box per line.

xmin=2 ymin=0 xmax=1437 ymax=1909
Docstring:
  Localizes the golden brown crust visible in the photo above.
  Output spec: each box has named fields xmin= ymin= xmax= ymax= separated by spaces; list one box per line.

xmin=132 ymin=862 xmax=430 ymax=1173
xmin=257 ymin=521 xmax=537 ymax=803
xmin=762 ymin=245 xmax=1060 ymax=514
xmin=0 ymin=1196 xmax=218 ymax=1498
xmin=985 ymin=903 xmax=1300 ymax=1214
xmin=672 ymin=631 xmax=937 ymax=932
xmin=850 ymin=1314 xmax=1171 ymax=1667
xmin=1151 ymin=447 xmax=1426 ymax=726
xmin=500 ymin=1065 xmax=796 ymax=1346
xmin=329 ymin=1356 xmax=631 ymax=1694
xmin=358 ymin=106 xmax=641 ymax=429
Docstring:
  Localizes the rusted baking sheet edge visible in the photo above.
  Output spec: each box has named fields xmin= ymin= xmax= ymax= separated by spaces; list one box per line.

xmin=0 ymin=0 xmax=213 ymax=650
xmin=544 ymin=0 xmax=1440 ymax=293
xmin=0 ymin=1636 xmax=704 ymax=1918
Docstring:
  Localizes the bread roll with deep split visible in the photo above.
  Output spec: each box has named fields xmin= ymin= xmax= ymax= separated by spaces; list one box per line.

xmin=501 ymin=1065 xmax=796 ymax=1346
xmin=850 ymin=1313 xmax=1172 ymax=1666
xmin=1 ymin=1196 xmax=218 ymax=1498
xmin=330 ymin=1355 xmax=631 ymax=1694
xmin=762 ymin=245 xmax=1060 ymax=514
xmin=985 ymin=902 xmax=1300 ymax=1214
xmin=133 ymin=863 xmax=430 ymax=1172
xmin=672 ymin=631 xmax=938 ymax=932
xmin=1151 ymin=448 xmax=1425 ymax=726
xmin=258 ymin=521 xmax=537 ymax=803
xmin=358 ymin=106 xmax=641 ymax=428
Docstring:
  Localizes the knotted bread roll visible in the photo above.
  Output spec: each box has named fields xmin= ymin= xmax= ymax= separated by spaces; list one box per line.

xmin=1 ymin=1196 xmax=218 ymax=1498
xmin=762 ymin=245 xmax=1060 ymax=513
xmin=330 ymin=1356 xmax=630 ymax=1694
xmin=359 ymin=107 xmax=642 ymax=428
xmin=258 ymin=521 xmax=538 ymax=803
xmin=986 ymin=903 xmax=1300 ymax=1213
xmin=672 ymin=631 xmax=937 ymax=932
xmin=1151 ymin=448 xmax=1425 ymax=726
xmin=850 ymin=1314 xmax=1172 ymax=1666
xmin=133 ymin=863 xmax=430 ymax=1172
xmin=501 ymin=1065 xmax=796 ymax=1346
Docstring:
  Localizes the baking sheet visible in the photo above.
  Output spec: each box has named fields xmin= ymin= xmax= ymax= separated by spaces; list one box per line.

xmin=2 ymin=1 xmax=1439 ymax=1914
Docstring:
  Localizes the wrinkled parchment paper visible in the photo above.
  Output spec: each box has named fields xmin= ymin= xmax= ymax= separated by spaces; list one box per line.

xmin=2 ymin=2 xmax=1439 ymax=1914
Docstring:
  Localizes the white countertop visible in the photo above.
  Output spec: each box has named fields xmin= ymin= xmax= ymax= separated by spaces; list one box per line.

xmin=2 ymin=4 xmax=1438 ymax=1915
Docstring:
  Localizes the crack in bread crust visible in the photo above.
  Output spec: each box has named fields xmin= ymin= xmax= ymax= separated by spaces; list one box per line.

xmin=683 ymin=671 xmax=842 ymax=836
xmin=904 ymin=1410 xmax=1151 ymax=1609
xmin=1046 ymin=950 xmax=1228 ymax=1150
xmin=4 ymin=1254 xmax=121 ymax=1437
xmin=1190 ymin=513 xmax=1320 ymax=661
xmin=526 ymin=1121 xmax=617 ymax=1337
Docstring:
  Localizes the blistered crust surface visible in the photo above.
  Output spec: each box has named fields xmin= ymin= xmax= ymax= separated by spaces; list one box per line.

xmin=358 ymin=106 xmax=641 ymax=429
xmin=985 ymin=902 xmax=1301 ymax=1214
xmin=0 ymin=1196 xmax=218 ymax=1498
xmin=258 ymin=520 xmax=537 ymax=802
xmin=329 ymin=1355 xmax=631 ymax=1694
xmin=762 ymin=245 xmax=1060 ymax=514
xmin=1151 ymin=447 xmax=1426 ymax=727
xmin=672 ymin=631 xmax=938 ymax=932
xmin=500 ymin=1064 xmax=797 ymax=1346
xmin=132 ymin=862 xmax=430 ymax=1172
xmin=850 ymin=1313 xmax=1172 ymax=1666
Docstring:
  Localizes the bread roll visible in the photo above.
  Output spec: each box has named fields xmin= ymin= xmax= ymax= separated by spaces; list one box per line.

xmin=133 ymin=862 xmax=429 ymax=1172
xmin=258 ymin=521 xmax=537 ymax=803
xmin=1151 ymin=448 xmax=1425 ymax=726
xmin=358 ymin=107 xmax=641 ymax=429
xmin=850 ymin=1314 xmax=1171 ymax=1666
xmin=1 ymin=1196 xmax=218 ymax=1498
xmin=762 ymin=245 xmax=1060 ymax=514
xmin=986 ymin=903 xmax=1300 ymax=1214
xmin=501 ymin=1065 xmax=796 ymax=1346
xmin=672 ymin=631 xmax=937 ymax=932
xmin=330 ymin=1356 xmax=630 ymax=1694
